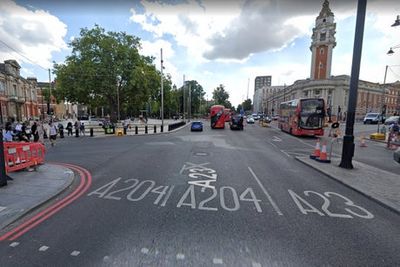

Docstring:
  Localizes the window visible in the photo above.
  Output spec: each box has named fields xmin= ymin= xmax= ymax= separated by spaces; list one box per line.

xmin=320 ymin=33 xmax=326 ymax=41
xmin=0 ymin=80 xmax=5 ymax=92
xmin=314 ymin=89 xmax=321 ymax=95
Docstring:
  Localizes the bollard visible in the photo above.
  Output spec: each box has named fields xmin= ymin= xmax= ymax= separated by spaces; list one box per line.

xmin=135 ymin=126 xmax=138 ymax=135
xmin=161 ymin=125 xmax=163 ymax=133
xmin=123 ymin=127 xmax=127 ymax=135
xmin=168 ymin=125 xmax=171 ymax=131
xmin=75 ymin=128 xmax=79 ymax=137
xmin=145 ymin=125 xmax=148 ymax=134
xmin=90 ymin=128 xmax=94 ymax=137
xmin=154 ymin=125 xmax=157 ymax=133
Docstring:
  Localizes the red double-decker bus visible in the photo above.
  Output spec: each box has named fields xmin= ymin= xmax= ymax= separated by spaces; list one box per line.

xmin=210 ymin=105 xmax=226 ymax=129
xmin=279 ymin=98 xmax=325 ymax=136
xmin=224 ymin=108 xmax=232 ymax=122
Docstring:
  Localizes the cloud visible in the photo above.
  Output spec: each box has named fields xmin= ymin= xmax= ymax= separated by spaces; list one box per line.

xmin=0 ymin=0 xmax=67 ymax=69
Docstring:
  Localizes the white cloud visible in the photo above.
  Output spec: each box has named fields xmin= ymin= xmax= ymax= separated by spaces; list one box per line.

xmin=0 ymin=0 xmax=67 ymax=69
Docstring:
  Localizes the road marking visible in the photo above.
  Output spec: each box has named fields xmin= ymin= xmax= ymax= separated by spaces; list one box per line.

xmin=176 ymin=253 xmax=185 ymax=260
xmin=252 ymin=262 xmax=262 ymax=267
xmin=280 ymin=150 xmax=291 ymax=158
xmin=39 ymin=246 xmax=49 ymax=251
xmin=180 ymin=162 xmax=210 ymax=174
xmin=141 ymin=247 xmax=149 ymax=254
xmin=248 ymin=167 xmax=283 ymax=216
xmin=272 ymin=136 xmax=282 ymax=142
xmin=9 ymin=242 xmax=19 ymax=247
xmin=266 ymin=140 xmax=278 ymax=149
xmin=70 ymin=250 xmax=80 ymax=256
xmin=0 ymin=206 xmax=6 ymax=213
xmin=213 ymin=258 xmax=223 ymax=264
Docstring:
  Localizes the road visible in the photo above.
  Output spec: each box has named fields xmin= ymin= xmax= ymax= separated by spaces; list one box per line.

xmin=0 ymin=121 xmax=399 ymax=266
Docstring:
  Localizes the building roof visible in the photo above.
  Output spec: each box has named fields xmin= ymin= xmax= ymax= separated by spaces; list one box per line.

xmin=317 ymin=0 xmax=334 ymax=19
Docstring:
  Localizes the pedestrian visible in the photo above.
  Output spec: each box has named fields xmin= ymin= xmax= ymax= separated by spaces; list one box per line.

xmin=80 ymin=122 xmax=85 ymax=136
xmin=49 ymin=122 xmax=58 ymax=146
xmin=66 ymin=122 xmax=73 ymax=136
xmin=31 ymin=121 xmax=40 ymax=142
xmin=3 ymin=128 xmax=13 ymax=142
xmin=74 ymin=120 xmax=80 ymax=137
xmin=58 ymin=123 xmax=65 ymax=138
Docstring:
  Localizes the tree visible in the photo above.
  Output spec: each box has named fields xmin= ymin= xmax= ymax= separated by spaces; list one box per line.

xmin=236 ymin=104 xmax=243 ymax=113
xmin=212 ymin=84 xmax=231 ymax=108
xmin=242 ymin=99 xmax=252 ymax=111
xmin=53 ymin=25 xmax=160 ymax=122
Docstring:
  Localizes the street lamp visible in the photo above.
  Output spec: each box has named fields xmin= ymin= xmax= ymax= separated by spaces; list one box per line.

xmin=391 ymin=15 xmax=400 ymax=27
xmin=387 ymin=45 xmax=400 ymax=55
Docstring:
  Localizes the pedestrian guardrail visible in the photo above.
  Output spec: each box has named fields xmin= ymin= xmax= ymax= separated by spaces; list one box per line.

xmin=4 ymin=142 xmax=45 ymax=173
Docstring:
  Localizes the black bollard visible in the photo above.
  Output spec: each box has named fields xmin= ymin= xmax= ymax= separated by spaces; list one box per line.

xmin=135 ymin=126 xmax=138 ymax=135
xmin=75 ymin=128 xmax=79 ymax=137
xmin=161 ymin=125 xmax=163 ymax=133
xmin=145 ymin=125 xmax=148 ymax=134
xmin=90 ymin=128 xmax=94 ymax=137
xmin=154 ymin=125 xmax=157 ymax=133
xmin=123 ymin=127 xmax=127 ymax=135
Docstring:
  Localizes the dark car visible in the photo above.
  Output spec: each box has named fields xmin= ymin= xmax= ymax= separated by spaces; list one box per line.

xmin=230 ymin=115 xmax=244 ymax=130
xmin=191 ymin=121 xmax=203 ymax=131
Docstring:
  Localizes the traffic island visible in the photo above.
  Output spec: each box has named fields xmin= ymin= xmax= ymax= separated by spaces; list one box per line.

xmin=296 ymin=156 xmax=400 ymax=214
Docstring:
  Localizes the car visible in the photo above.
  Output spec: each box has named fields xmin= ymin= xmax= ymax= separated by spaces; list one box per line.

xmin=384 ymin=116 xmax=400 ymax=125
xmin=363 ymin=113 xmax=382 ymax=124
xmin=263 ymin=116 xmax=272 ymax=123
xmin=190 ymin=121 xmax=203 ymax=131
xmin=272 ymin=115 xmax=279 ymax=121
xmin=230 ymin=115 xmax=244 ymax=130
xmin=246 ymin=117 xmax=255 ymax=124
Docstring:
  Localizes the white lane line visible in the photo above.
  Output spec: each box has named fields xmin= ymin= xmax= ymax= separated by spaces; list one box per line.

xmin=176 ymin=253 xmax=185 ymax=260
xmin=70 ymin=250 xmax=80 ymax=256
xmin=0 ymin=206 xmax=7 ymax=212
xmin=248 ymin=167 xmax=283 ymax=216
xmin=39 ymin=246 xmax=49 ymax=251
xmin=9 ymin=242 xmax=19 ymax=247
xmin=252 ymin=262 xmax=262 ymax=267
xmin=272 ymin=136 xmax=282 ymax=142
xmin=280 ymin=150 xmax=291 ymax=158
xmin=213 ymin=258 xmax=223 ymax=264
xmin=141 ymin=247 xmax=149 ymax=254
xmin=266 ymin=140 xmax=278 ymax=149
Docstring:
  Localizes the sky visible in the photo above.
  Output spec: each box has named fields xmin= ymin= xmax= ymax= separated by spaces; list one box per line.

xmin=0 ymin=0 xmax=399 ymax=107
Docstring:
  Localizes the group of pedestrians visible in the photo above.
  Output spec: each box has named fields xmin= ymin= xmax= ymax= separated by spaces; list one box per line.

xmin=2 ymin=119 xmax=87 ymax=147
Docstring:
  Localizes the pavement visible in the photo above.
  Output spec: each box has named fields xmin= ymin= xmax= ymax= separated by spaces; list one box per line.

xmin=0 ymin=164 xmax=74 ymax=230
xmin=0 ymin=120 xmax=398 ymax=266
xmin=296 ymin=156 xmax=400 ymax=214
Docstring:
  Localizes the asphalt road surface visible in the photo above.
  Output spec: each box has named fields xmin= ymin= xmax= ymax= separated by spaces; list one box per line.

xmin=0 ymin=121 xmax=399 ymax=266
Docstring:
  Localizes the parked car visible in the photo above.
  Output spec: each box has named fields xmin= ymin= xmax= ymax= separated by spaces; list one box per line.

xmin=363 ymin=113 xmax=382 ymax=124
xmin=263 ymin=116 xmax=272 ymax=123
xmin=246 ymin=116 xmax=255 ymax=124
xmin=384 ymin=116 xmax=400 ymax=125
xmin=190 ymin=121 xmax=203 ymax=131
xmin=230 ymin=115 xmax=244 ymax=130
xmin=272 ymin=115 xmax=279 ymax=121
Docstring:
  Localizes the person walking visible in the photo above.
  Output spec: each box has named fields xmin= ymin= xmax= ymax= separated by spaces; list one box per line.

xmin=80 ymin=122 xmax=85 ymax=136
xmin=66 ymin=121 xmax=73 ymax=136
xmin=31 ymin=121 xmax=40 ymax=142
xmin=74 ymin=120 xmax=80 ymax=137
xmin=49 ymin=122 xmax=58 ymax=146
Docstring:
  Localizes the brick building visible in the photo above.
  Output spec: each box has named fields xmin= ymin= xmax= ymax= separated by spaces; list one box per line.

xmin=0 ymin=60 xmax=39 ymax=123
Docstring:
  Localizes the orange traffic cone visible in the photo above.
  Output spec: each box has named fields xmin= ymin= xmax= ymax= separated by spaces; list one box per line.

xmin=360 ymin=135 xmax=367 ymax=147
xmin=316 ymin=142 xmax=331 ymax=163
xmin=310 ymin=139 xmax=321 ymax=159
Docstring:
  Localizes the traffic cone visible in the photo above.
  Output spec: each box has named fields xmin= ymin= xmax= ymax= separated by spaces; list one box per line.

xmin=360 ymin=135 xmax=367 ymax=147
xmin=316 ymin=142 xmax=331 ymax=163
xmin=310 ymin=139 xmax=321 ymax=159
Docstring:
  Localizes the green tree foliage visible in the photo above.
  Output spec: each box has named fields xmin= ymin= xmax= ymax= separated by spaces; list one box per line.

xmin=212 ymin=84 xmax=231 ymax=108
xmin=242 ymin=99 xmax=252 ymax=111
xmin=53 ymin=25 xmax=161 ymax=122
xmin=177 ymin=80 xmax=206 ymax=117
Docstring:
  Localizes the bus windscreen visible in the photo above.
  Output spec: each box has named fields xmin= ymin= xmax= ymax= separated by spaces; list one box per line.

xmin=299 ymin=99 xmax=325 ymax=129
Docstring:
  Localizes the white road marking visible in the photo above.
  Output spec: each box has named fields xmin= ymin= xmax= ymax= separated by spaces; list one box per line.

xmin=0 ymin=206 xmax=6 ymax=212
xmin=39 ymin=246 xmax=49 ymax=251
xmin=280 ymin=150 xmax=291 ymax=158
xmin=176 ymin=253 xmax=185 ymax=260
xmin=9 ymin=242 xmax=19 ymax=247
xmin=213 ymin=258 xmax=223 ymax=264
xmin=70 ymin=251 xmax=80 ymax=256
xmin=248 ymin=167 xmax=283 ymax=216
xmin=272 ymin=136 xmax=282 ymax=142
xmin=141 ymin=247 xmax=149 ymax=254
xmin=266 ymin=140 xmax=278 ymax=149
xmin=252 ymin=262 xmax=262 ymax=267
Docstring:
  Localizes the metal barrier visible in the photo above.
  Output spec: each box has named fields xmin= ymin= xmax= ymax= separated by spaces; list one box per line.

xmin=3 ymin=142 xmax=46 ymax=173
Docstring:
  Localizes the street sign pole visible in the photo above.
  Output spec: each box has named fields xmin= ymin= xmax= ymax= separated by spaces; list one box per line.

xmin=339 ymin=0 xmax=367 ymax=169
xmin=160 ymin=48 xmax=164 ymax=129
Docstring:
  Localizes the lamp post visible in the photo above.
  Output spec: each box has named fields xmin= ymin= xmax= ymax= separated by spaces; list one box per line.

xmin=339 ymin=0 xmax=367 ymax=169
xmin=160 ymin=48 xmax=164 ymax=128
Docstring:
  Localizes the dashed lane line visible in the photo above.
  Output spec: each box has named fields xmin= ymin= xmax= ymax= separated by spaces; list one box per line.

xmin=39 ymin=246 xmax=49 ymax=252
xmin=9 ymin=242 xmax=19 ymax=247
xmin=213 ymin=258 xmax=224 ymax=264
xmin=176 ymin=253 xmax=185 ymax=260
xmin=141 ymin=247 xmax=149 ymax=254
xmin=71 ymin=251 xmax=80 ymax=256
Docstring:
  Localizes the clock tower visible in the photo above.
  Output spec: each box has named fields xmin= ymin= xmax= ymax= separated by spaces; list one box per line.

xmin=310 ymin=0 xmax=336 ymax=80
